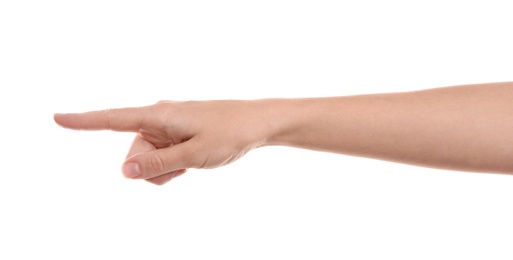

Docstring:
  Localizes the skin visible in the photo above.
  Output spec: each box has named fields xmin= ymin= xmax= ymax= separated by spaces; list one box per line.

xmin=54 ymin=82 xmax=513 ymax=185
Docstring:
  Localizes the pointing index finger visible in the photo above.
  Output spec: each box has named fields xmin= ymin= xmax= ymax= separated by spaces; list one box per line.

xmin=54 ymin=107 xmax=148 ymax=132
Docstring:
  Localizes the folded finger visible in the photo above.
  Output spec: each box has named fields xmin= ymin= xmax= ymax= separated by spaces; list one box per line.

xmin=125 ymin=134 xmax=188 ymax=184
xmin=122 ymin=139 xmax=199 ymax=180
xmin=145 ymin=169 xmax=187 ymax=185
xmin=126 ymin=134 xmax=156 ymax=160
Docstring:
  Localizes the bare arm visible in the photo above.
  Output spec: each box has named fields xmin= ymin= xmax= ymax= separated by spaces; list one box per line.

xmin=54 ymin=82 xmax=513 ymax=185
xmin=266 ymin=82 xmax=513 ymax=174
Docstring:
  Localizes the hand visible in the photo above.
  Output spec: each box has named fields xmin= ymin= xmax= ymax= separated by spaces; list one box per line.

xmin=54 ymin=100 xmax=273 ymax=185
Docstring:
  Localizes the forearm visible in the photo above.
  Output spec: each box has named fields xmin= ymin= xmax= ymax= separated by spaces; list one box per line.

xmin=263 ymin=82 xmax=513 ymax=174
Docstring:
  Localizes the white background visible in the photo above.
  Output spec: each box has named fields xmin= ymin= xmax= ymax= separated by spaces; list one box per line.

xmin=1 ymin=0 xmax=512 ymax=259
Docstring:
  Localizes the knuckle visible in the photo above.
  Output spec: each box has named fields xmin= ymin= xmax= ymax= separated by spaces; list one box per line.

xmin=152 ymin=102 xmax=173 ymax=116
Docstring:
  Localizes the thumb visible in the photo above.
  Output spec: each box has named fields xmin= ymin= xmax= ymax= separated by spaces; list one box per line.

xmin=122 ymin=141 xmax=199 ymax=179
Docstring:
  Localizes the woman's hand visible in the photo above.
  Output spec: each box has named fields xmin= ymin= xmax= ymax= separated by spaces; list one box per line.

xmin=54 ymin=100 xmax=275 ymax=185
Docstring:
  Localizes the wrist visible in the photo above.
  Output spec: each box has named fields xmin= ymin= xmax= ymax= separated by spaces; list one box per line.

xmin=253 ymin=98 xmax=307 ymax=148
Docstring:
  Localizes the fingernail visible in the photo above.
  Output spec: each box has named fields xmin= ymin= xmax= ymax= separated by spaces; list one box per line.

xmin=123 ymin=162 xmax=141 ymax=178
